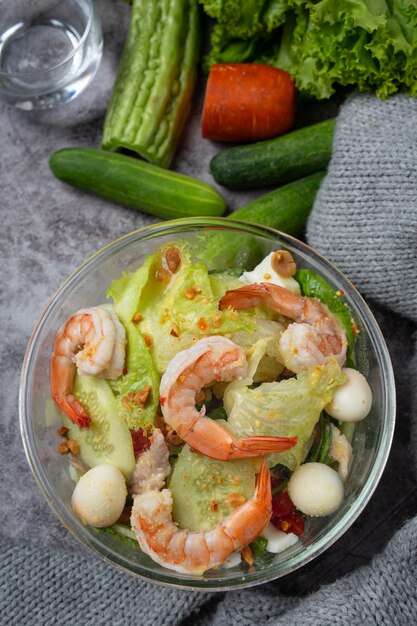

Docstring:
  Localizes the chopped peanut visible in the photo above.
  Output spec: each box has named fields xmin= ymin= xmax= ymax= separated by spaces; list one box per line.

xmin=156 ymin=268 xmax=171 ymax=283
xmin=143 ymin=334 xmax=153 ymax=347
xmin=57 ymin=426 xmax=69 ymax=438
xmin=280 ymin=520 xmax=291 ymax=532
xmin=165 ymin=247 xmax=181 ymax=274
xmin=58 ymin=441 xmax=69 ymax=455
xmin=170 ymin=323 xmax=179 ymax=337
xmin=125 ymin=387 xmax=150 ymax=410
xmin=228 ymin=492 xmax=246 ymax=507
xmin=155 ymin=414 xmax=184 ymax=448
xmin=197 ymin=317 xmax=208 ymax=331
xmin=212 ymin=314 xmax=221 ymax=328
xmin=184 ymin=286 xmax=200 ymax=300
xmin=271 ymin=249 xmax=296 ymax=278
xmin=67 ymin=439 xmax=79 ymax=455
xmin=121 ymin=396 xmax=133 ymax=413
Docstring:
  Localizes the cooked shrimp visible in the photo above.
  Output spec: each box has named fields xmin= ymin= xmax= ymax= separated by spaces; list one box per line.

xmin=330 ymin=423 xmax=352 ymax=482
xmin=131 ymin=456 xmax=272 ymax=575
xmin=159 ymin=336 xmax=297 ymax=461
xmin=128 ymin=429 xmax=171 ymax=496
xmin=219 ymin=283 xmax=347 ymax=373
xmin=99 ymin=308 xmax=126 ymax=379
xmin=50 ymin=306 xmax=126 ymax=428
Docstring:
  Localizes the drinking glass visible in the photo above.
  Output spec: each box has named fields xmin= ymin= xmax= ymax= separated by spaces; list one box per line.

xmin=0 ymin=0 xmax=103 ymax=110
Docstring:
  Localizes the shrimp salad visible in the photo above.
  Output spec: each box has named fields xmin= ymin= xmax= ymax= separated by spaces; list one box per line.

xmin=51 ymin=244 xmax=372 ymax=575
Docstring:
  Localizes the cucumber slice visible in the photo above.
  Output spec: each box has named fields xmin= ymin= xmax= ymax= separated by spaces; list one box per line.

xmin=62 ymin=374 xmax=135 ymax=479
xmin=170 ymin=445 xmax=256 ymax=531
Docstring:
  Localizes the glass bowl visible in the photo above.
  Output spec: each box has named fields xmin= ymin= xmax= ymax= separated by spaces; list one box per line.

xmin=19 ymin=217 xmax=395 ymax=590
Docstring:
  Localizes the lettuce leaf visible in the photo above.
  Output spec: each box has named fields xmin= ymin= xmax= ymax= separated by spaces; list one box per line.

xmin=111 ymin=246 xmax=256 ymax=374
xmin=226 ymin=360 xmax=346 ymax=470
xmin=199 ymin=0 xmax=288 ymax=38
xmin=107 ymin=254 xmax=160 ymax=429
xmin=201 ymin=0 xmax=417 ymax=99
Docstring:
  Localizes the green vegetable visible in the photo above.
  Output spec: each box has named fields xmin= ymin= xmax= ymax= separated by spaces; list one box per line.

xmin=250 ymin=535 xmax=268 ymax=557
xmin=63 ymin=374 xmax=135 ymax=479
xmin=109 ymin=246 xmax=254 ymax=374
xmin=170 ymin=444 xmax=256 ymax=531
xmin=200 ymin=172 xmax=325 ymax=269
xmin=207 ymin=406 xmax=228 ymax=421
xmin=199 ymin=0 xmax=286 ymax=39
xmin=210 ymin=119 xmax=335 ymax=190
xmin=340 ymin=421 xmax=356 ymax=444
xmin=49 ymin=148 xmax=226 ymax=220
xmin=226 ymin=359 xmax=346 ymax=470
xmin=102 ymin=0 xmax=200 ymax=168
xmin=108 ymin=254 xmax=160 ymax=429
xmin=201 ymin=0 xmax=417 ymax=99
xmin=231 ymin=172 xmax=326 ymax=236
xmin=101 ymin=524 xmax=138 ymax=548
xmin=230 ymin=333 xmax=284 ymax=384
xmin=308 ymin=413 xmax=333 ymax=465
xmin=295 ymin=269 xmax=356 ymax=361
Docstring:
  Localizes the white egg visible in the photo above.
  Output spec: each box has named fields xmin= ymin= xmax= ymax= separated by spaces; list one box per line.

xmin=240 ymin=252 xmax=300 ymax=293
xmin=288 ymin=463 xmax=344 ymax=517
xmin=325 ymin=367 xmax=373 ymax=422
xmin=71 ymin=464 xmax=127 ymax=528
xmin=261 ymin=523 xmax=299 ymax=553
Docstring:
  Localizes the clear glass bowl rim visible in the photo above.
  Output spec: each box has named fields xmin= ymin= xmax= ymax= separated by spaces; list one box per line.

xmin=0 ymin=0 xmax=95 ymax=78
xmin=19 ymin=217 xmax=396 ymax=591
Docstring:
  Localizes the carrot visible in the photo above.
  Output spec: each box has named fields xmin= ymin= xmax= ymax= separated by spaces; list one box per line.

xmin=202 ymin=63 xmax=296 ymax=143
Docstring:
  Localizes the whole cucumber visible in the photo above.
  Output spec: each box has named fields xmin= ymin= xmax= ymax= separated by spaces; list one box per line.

xmin=49 ymin=148 xmax=226 ymax=219
xmin=200 ymin=172 xmax=325 ymax=269
xmin=230 ymin=171 xmax=326 ymax=235
xmin=102 ymin=0 xmax=200 ymax=169
xmin=210 ymin=119 xmax=335 ymax=190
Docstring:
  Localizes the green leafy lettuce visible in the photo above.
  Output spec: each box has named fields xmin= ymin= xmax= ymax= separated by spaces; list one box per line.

xmin=200 ymin=0 xmax=417 ymax=99
xmin=107 ymin=254 xmax=160 ymax=429
xmin=109 ymin=245 xmax=256 ymax=375
xmin=225 ymin=354 xmax=346 ymax=470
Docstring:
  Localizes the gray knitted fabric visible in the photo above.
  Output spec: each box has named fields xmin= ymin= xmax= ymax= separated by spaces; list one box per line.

xmin=1 ymin=2 xmax=417 ymax=622
xmin=307 ymin=93 xmax=417 ymax=322
xmin=1 ymin=517 xmax=417 ymax=626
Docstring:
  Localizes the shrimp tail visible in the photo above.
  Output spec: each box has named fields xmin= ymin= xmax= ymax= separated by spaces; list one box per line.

xmin=65 ymin=395 xmax=91 ymax=429
xmin=55 ymin=394 xmax=91 ymax=429
xmin=50 ymin=353 xmax=91 ymax=428
xmin=231 ymin=435 xmax=298 ymax=459
xmin=255 ymin=456 xmax=272 ymax=504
